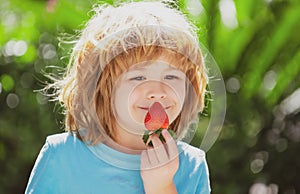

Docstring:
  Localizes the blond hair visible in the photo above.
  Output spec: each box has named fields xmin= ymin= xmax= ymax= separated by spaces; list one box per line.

xmin=51 ymin=1 xmax=207 ymax=144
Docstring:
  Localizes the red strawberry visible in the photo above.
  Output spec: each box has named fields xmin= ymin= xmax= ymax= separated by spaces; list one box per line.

xmin=142 ymin=102 xmax=176 ymax=146
xmin=144 ymin=102 xmax=169 ymax=131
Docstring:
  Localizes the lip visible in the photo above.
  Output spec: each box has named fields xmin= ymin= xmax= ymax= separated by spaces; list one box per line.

xmin=138 ymin=107 xmax=149 ymax=110
xmin=138 ymin=105 xmax=171 ymax=110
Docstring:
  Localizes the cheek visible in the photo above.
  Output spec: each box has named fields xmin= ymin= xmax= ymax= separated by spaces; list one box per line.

xmin=178 ymin=83 xmax=186 ymax=105
xmin=161 ymin=82 xmax=185 ymax=123
xmin=112 ymin=83 xmax=145 ymax=132
xmin=128 ymin=87 xmax=147 ymax=123
xmin=128 ymin=87 xmax=143 ymax=107
xmin=113 ymin=83 xmax=131 ymax=115
xmin=113 ymin=82 xmax=145 ymax=123
xmin=169 ymin=81 xmax=186 ymax=107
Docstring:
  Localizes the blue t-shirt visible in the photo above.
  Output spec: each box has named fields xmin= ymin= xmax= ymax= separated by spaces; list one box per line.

xmin=25 ymin=132 xmax=211 ymax=194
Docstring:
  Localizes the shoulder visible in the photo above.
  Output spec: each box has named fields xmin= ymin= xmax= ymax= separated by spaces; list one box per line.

xmin=46 ymin=132 xmax=72 ymax=144
xmin=25 ymin=133 xmax=86 ymax=193
xmin=177 ymin=141 xmax=208 ymax=175
xmin=44 ymin=132 xmax=85 ymax=157
xmin=46 ymin=132 xmax=79 ymax=147
xmin=174 ymin=141 xmax=211 ymax=193
xmin=177 ymin=141 xmax=206 ymax=163
xmin=176 ymin=141 xmax=211 ymax=192
xmin=38 ymin=132 xmax=88 ymax=169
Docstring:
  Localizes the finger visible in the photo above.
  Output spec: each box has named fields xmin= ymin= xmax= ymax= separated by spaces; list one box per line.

xmin=162 ymin=129 xmax=178 ymax=158
xmin=151 ymin=135 xmax=168 ymax=162
xmin=147 ymin=147 xmax=159 ymax=166
xmin=140 ymin=150 xmax=150 ymax=170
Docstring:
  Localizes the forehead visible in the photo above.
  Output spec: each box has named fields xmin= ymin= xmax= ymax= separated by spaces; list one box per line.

xmin=109 ymin=46 xmax=194 ymax=79
xmin=128 ymin=60 xmax=180 ymax=71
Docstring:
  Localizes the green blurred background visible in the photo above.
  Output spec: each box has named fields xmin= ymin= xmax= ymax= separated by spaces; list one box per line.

xmin=0 ymin=0 xmax=299 ymax=193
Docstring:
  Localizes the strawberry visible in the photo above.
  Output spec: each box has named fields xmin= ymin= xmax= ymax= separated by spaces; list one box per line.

xmin=144 ymin=102 xmax=169 ymax=131
xmin=142 ymin=102 xmax=176 ymax=146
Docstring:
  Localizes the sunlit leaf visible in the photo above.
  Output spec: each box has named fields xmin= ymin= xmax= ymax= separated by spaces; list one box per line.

xmin=242 ymin=4 xmax=300 ymax=99
xmin=267 ymin=51 xmax=300 ymax=106
xmin=0 ymin=74 xmax=14 ymax=92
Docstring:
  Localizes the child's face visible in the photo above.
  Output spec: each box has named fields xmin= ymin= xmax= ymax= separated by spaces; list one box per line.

xmin=112 ymin=60 xmax=186 ymax=135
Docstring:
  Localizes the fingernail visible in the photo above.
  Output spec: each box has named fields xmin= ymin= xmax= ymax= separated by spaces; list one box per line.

xmin=162 ymin=129 xmax=168 ymax=135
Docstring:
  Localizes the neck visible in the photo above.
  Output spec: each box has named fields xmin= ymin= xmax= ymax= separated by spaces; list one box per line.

xmin=105 ymin=124 xmax=147 ymax=154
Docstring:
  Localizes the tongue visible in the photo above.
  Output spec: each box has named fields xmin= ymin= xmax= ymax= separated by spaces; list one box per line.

xmin=144 ymin=102 xmax=169 ymax=131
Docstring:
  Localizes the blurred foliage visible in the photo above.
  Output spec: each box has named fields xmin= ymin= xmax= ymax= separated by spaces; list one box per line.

xmin=0 ymin=0 xmax=300 ymax=193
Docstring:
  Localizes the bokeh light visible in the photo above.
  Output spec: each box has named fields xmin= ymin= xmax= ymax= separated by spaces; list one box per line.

xmin=219 ymin=0 xmax=238 ymax=29
xmin=6 ymin=93 xmax=19 ymax=109
xmin=226 ymin=76 xmax=240 ymax=93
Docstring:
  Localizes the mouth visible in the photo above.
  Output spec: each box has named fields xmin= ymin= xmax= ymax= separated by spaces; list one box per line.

xmin=138 ymin=107 xmax=149 ymax=110
xmin=138 ymin=105 xmax=171 ymax=110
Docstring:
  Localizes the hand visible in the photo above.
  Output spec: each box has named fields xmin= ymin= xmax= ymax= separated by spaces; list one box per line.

xmin=140 ymin=129 xmax=179 ymax=194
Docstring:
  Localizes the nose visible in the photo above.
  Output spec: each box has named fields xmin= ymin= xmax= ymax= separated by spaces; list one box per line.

xmin=145 ymin=82 xmax=167 ymax=99
xmin=147 ymin=92 xmax=166 ymax=99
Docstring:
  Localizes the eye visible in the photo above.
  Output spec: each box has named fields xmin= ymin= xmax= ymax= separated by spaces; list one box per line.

xmin=129 ymin=76 xmax=146 ymax=81
xmin=164 ymin=75 xmax=179 ymax=80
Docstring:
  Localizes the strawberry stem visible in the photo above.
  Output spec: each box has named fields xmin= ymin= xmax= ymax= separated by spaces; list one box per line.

xmin=142 ymin=128 xmax=177 ymax=147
